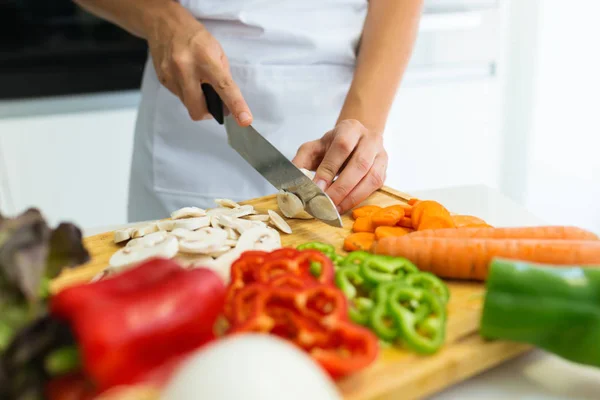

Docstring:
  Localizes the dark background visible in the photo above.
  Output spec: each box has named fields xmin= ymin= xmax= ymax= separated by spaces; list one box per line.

xmin=0 ymin=0 xmax=148 ymax=100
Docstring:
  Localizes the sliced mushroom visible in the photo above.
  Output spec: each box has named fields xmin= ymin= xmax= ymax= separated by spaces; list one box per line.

xmin=276 ymin=190 xmax=314 ymax=220
xmin=210 ymin=216 xmax=222 ymax=229
xmin=225 ymin=227 xmax=239 ymax=240
xmin=175 ymin=254 xmax=217 ymax=269
xmin=236 ymin=226 xmax=282 ymax=251
xmin=126 ymin=231 xmax=169 ymax=248
xmin=131 ymin=223 xmax=159 ymax=238
xmin=228 ymin=205 xmax=255 ymax=218
xmin=215 ymin=198 xmax=241 ymax=208
xmin=208 ymin=246 xmax=233 ymax=258
xmin=268 ymin=210 xmax=292 ymax=234
xmin=172 ymin=216 xmax=211 ymax=231
xmin=247 ymin=214 xmax=270 ymax=222
xmin=171 ymin=207 xmax=207 ymax=219
xmin=224 ymin=239 xmax=238 ymax=247
xmin=306 ymin=195 xmax=340 ymax=222
xmin=171 ymin=228 xmax=214 ymax=241
xmin=218 ymin=215 xmax=253 ymax=233
xmin=178 ymin=228 xmax=228 ymax=254
xmin=114 ymin=227 xmax=135 ymax=244
xmin=157 ymin=220 xmax=175 ymax=231
xmin=109 ymin=235 xmax=179 ymax=270
xmin=300 ymin=168 xmax=316 ymax=179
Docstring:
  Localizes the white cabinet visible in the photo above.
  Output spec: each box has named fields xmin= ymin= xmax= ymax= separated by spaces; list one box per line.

xmin=0 ymin=102 xmax=137 ymax=229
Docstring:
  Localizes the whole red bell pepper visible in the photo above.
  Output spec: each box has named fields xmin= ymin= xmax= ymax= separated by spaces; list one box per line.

xmin=50 ymin=258 xmax=226 ymax=392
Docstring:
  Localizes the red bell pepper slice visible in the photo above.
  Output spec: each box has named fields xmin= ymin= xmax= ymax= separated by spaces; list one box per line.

xmin=310 ymin=321 xmax=380 ymax=379
xmin=50 ymin=259 xmax=226 ymax=392
xmin=256 ymin=250 xmax=335 ymax=285
xmin=45 ymin=373 xmax=97 ymax=400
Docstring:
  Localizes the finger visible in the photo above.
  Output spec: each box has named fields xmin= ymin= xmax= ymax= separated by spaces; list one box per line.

xmin=314 ymin=127 xmax=361 ymax=191
xmin=209 ymin=67 xmax=253 ymax=127
xmin=170 ymin=51 xmax=210 ymax=120
xmin=325 ymin=137 xmax=378 ymax=205
xmin=292 ymin=140 xmax=326 ymax=171
xmin=337 ymin=152 xmax=388 ymax=214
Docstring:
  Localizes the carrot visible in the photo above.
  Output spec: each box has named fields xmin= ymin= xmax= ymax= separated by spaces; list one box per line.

xmin=397 ymin=217 xmax=413 ymax=229
xmin=344 ymin=232 xmax=376 ymax=252
xmin=375 ymin=226 xmax=411 ymax=240
xmin=372 ymin=236 xmax=600 ymax=280
xmin=352 ymin=205 xmax=381 ymax=219
xmin=411 ymin=201 xmax=429 ymax=229
xmin=408 ymin=198 xmax=419 ymax=206
xmin=371 ymin=206 xmax=405 ymax=227
xmin=407 ymin=226 xmax=599 ymax=241
xmin=418 ymin=216 xmax=455 ymax=231
xmin=452 ymin=215 xmax=488 ymax=228
xmin=353 ymin=217 xmax=374 ymax=233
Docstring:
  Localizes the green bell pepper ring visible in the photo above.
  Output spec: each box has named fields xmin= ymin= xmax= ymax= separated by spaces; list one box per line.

xmin=405 ymin=272 xmax=450 ymax=304
xmin=481 ymin=258 xmax=600 ymax=368
xmin=388 ymin=286 xmax=446 ymax=354
xmin=297 ymin=242 xmax=336 ymax=257
xmin=342 ymin=251 xmax=372 ymax=268
xmin=360 ymin=255 xmax=419 ymax=285
xmin=335 ymin=265 xmax=371 ymax=299
xmin=349 ymin=297 xmax=375 ymax=326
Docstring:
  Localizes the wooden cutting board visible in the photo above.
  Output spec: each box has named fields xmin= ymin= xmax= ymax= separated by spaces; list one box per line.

xmin=50 ymin=186 xmax=530 ymax=400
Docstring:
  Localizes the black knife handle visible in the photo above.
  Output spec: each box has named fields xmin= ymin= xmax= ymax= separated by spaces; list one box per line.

xmin=201 ymin=83 xmax=224 ymax=125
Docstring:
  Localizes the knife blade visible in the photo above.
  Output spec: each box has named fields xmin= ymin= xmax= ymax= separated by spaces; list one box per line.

xmin=201 ymin=84 xmax=343 ymax=227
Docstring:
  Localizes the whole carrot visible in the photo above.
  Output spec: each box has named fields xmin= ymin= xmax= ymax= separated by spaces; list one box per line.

xmin=407 ymin=226 xmax=599 ymax=241
xmin=372 ymin=236 xmax=600 ymax=280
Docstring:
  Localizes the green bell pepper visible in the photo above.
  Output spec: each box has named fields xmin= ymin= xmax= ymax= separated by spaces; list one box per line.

xmin=349 ymin=297 xmax=375 ymax=326
xmin=481 ymin=258 xmax=600 ymax=368
xmin=335 ymin=265 xmax=372 ymax=299
xmin=388 ymin=286 xmax=446 ymax=354
xmin=297 ymin=241 xmax=345 ymax=267
xmin=405 ymin=272 xmax=450 ymax=304
xmin=360 ymin=255 xmax=419 ymax=285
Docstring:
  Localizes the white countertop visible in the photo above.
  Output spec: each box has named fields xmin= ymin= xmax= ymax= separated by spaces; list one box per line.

xmin=84 ymin=184 xmax=600 ymax=400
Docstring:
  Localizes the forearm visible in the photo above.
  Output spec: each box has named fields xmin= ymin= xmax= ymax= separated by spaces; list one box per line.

xmin=338 ymin=0 xmax=424 ymax=133
xmin=73 ymin=0 xmax=187 ymax=39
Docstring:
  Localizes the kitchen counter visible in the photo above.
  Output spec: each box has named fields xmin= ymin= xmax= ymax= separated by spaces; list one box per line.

xmin=84 ymin=184 xmax=600 ymax=400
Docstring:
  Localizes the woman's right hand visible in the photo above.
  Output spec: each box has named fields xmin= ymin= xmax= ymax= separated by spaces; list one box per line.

xmin=146 ymin=4 xmax=252 ymax=126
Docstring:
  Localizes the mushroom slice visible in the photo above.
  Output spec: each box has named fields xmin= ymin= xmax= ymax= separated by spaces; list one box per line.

xmin=126 ymin=231 xmax=169 ymax=248
xmin=207 ymin=207 xmax=232 ymax=217
xmin=157 ymin=220 xmax=175 ymax=231
xmin=178 ymin=228 xmax=228 ymax=254
xmin=114 ymin=228 xmax=135 ymax=244
xmin=109 ymin=235 xmax=179 ymax=270
xmin=300 ymin=168 xmax=316 ymax=179
xmin=215 ymin=198 xmax=241 ymax=208
xmin=211 ymin=248 xmax=243 ymax=283
xmin=224 ymin=239 xmax=238 ymax=247
xmin=171 ymin=228 xmax=213 ymax=241
xmin=172 ymin=216 xmax=211 ymax=231
xmin=171 ymin=207 xmax=207 ymax=219
xmin=228 ymin=205 xmax=255 ymax=218
xmin=247 ymin=214 xmax=270 ymax=222
xmin=210 ymin=216 xmax=222 ymax=229
xmin=236 ymin=226 xmax=282 ymax=251
xmin=306 ymin=195 xmax=340 ymax=222
xmin=208 ymin=246 xmax=232 ymax=258
xmin=225 ymin=227 xmax=239 ymax=240
xmin=218 ymin=215 xmax=253 ymax=233
xmin=276 ymin=190 xmax=313 ymax=219
xmin=268 ymin=210 xmax=292 ymax=234
xmin=131 ymin=223 xmax=159 ymax=238
xmin=175 ymin=255 xmax=216 ymax=269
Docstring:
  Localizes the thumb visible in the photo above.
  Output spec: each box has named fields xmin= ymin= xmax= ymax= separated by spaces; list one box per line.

xmin=292 ymin=140 xmax=325 ymax=172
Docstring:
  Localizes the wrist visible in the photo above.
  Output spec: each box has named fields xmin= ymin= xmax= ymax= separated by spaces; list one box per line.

xmin=337 ymin=89 xmax=388 ymax=135
xmin=141 ymin=1 xmax=191 ymax=40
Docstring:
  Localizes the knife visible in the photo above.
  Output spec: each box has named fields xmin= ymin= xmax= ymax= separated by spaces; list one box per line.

xmin=201 ymin=83 xmax=343 ymax=228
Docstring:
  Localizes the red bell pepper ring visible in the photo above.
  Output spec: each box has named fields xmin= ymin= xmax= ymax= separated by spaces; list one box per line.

xmin=310 ymin=321 xmax=380 ymax=379
xmin=256 ymin=249 xmax=335 ymax=285
xmin=268 ymin=273 xmax=317 ymax=290
xmin=224 ymin=250 xmax=269 ymax=320
xmin=50 ymin=258 xmax=226 ymax=392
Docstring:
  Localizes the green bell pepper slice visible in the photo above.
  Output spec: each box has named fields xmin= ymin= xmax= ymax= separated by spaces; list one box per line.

xmin=297 ymin=241 xmax=336 ymax=256
xmin=349 ymin=297 xmax=375 ymax=326
xmin=341 ymin=251 xmax=372 ymax=267
xmin=481 ymin=258 xmax=600 ymax=368
xmin=369 ymin=282 xmax=399 ymax=341
xmin=360 ymin=255 xmax=419 ymax=285
xmin=388 ymin=286 xmax=446 ymax=354
xmin=335 ymin=265 xmax=372 ymax=299
xmin=405 ymin=272 xmax=450 ymax=304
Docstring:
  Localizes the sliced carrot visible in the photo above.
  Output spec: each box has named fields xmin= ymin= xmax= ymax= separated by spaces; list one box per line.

xmin=352 ymin=205 xmax=382 ymax=219
xmin=352 ymin=217 xmax=375 ymax=233
xmin=372 ymin=236 xmax=600 ymax=280
xmin=407 ymin=226 xmax=599 ymax=241
xmin=371 ymin=206 xmax=405 ymax=227
xmin=375 ymin=226 xmax=412 ymax=240
xmin=397 ymin=217 xmax=413 ymax=229
xmin=344 ymin=232 xmax=376 ymax=252
xmin=418 ymin=216 xmax=455 ymax=231
xmin=411 ymin=200 xmax=433 ymax=229
xmin=408 ymin=198 xmax=420 ymax=206
xmin=451 ymin=215 xmax=488 ymax=228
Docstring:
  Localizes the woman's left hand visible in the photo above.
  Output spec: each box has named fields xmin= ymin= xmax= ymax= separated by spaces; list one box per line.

xmin=292 ymin=119 xmax=388 ymax=214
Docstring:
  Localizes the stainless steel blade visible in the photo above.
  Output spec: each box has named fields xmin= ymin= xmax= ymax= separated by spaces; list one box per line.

xmin=224 ymin=116 xmax=342 ymax=227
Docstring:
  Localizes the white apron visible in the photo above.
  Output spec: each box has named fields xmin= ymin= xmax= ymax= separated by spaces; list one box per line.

xmin=128 ymin=0 xmax=368 ymax=222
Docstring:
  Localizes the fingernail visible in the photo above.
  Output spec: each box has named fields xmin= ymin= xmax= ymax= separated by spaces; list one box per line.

xmin=315 ymin=179 xmax=327 ymax=191
xmin=238 ymin=112 xmax=251 ymax=124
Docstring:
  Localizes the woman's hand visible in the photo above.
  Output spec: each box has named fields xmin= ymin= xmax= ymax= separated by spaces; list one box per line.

xmin=147 ymin=5 xmax=252 ymax=125
xmin=292 ymin=119 xmax=388 ymax=214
